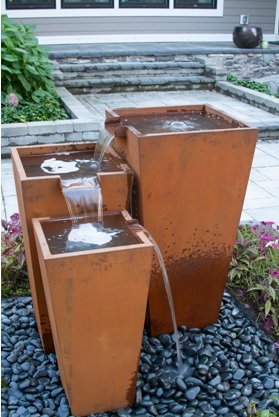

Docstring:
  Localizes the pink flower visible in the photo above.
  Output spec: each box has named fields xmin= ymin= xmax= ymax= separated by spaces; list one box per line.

xmin=6 ymin=93 xmax=19 ymax=107
xmin=275 ymin=342 xmax=279 ymax=349
xmin=261 ymin=221 xmax=275 ymax=225
xmin=10 ymin=213 xmax=20 ymax=222
xmin=270 ymin=270 xmax=279 ymax=278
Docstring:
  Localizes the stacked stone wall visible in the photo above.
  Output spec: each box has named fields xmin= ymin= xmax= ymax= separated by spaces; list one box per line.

xmin=197 ymin=53 xmax=279 ymax=79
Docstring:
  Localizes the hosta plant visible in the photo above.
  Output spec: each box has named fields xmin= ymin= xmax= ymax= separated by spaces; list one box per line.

xmin=1 ymin=15 xmax=68 ymax=123
xmin=1 ymin=14 xmax=55 ymax=102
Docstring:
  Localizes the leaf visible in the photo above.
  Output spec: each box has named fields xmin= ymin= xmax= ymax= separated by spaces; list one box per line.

xmin=1 ymin=65 xmax=12 ymax=73
xmin=265 ymin=299 xmax=272 ymax=316
xmin=2 ymin=54 xmax=17 ymax=62
xmin=18 ymin=74 xmax=31 ymax=91
xmin=258 ymin=410 xmax=270 ymax=417
xmin=269 ymin=286 xmax=276 ymax=301
xmin=25 ymin=65 xmax=40 ymax=75
xmin=31 ymin=93 xmax=41 ymax=103
xmin=14 ymin=47 xmax=28 ymax=54
xmin=271 ymin=312 xmax=278 ymax=327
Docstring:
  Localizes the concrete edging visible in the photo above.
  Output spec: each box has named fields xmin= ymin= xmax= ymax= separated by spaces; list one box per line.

xmin=216 ymin=81 xmax=279 ymax=115
xmin=1 ymin=87 xmax=100 ymax=157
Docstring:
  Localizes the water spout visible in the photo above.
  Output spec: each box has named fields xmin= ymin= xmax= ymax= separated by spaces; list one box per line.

xmin=93 ymin=127 xmax=115 ymax=171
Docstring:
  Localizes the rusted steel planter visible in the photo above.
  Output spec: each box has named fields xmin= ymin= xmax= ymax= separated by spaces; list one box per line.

xmin=11 ymin=143 xmax=133 ymax=352
xmin=32 ymin=210 xmax=153 ymax=416
xmin=105 ymin=104 xmax=258 ymax=336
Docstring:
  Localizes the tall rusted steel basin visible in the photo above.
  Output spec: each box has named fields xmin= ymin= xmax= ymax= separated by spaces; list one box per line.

xmin=105 ymin=104 xmax=258 ymax=337
xmin=11 ymin=143 xmax=133 ymax=352
xmin=32 ymin=210 xmax=153 ymax=416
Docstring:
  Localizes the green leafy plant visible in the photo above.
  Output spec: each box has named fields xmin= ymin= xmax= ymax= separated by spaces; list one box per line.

xmin=246 ymin=400 xmax=279 ymax=417
xmin=1 ymin=213 xmax=30 ymax=297
xmin=227 ymin=74 xmax=271 ymax=95
xmin=1 ymin=15 xmax=69 ymax=124
xmin=1 ymin=94 xmax=69 ymax=123
xmin=247 ymin=272 xmax=279 ymax=331
xmin=228 ymin=222 xmax=279 ymax=337
xmin=228 ymin=228 xmax=264 ymax=286
xmin=1 ymin=14 xmax=55 ymax=103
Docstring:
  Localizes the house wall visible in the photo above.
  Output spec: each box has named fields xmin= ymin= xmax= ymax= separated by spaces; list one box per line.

xmin=3 ymin=0 xmax=279 ymax=41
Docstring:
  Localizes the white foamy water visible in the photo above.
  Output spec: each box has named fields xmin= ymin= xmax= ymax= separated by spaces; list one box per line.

xmin=68 ymin=223 xmax=119 ymax=246
xmin=41 ymin=158 xmax=79 ymax=174
xmin=169 ymin=121 xmax=188 ymax=131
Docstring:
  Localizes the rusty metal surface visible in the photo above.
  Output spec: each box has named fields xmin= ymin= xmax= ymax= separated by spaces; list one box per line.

xmin=33 ymin=212 xmax=153 ymax=416
xmin=11 ymin=143 xmax=133 ymax=352
xmin=107 ymin=105 xmax=258 ymax=336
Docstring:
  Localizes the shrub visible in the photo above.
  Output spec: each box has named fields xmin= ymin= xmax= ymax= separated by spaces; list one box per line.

xmin=1 ymin=213 xmax=30 ymax=297
xmin=1 ymin=14 xmax=56 ymax=103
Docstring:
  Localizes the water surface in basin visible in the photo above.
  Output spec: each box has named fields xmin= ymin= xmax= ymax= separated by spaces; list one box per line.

xmin=21 ymin=150 xmax=121 ymax=180
xmin=121 ymin=111 xmax=240 ymax=135
xmin=41 ymin=213 xmax=139 ymax=254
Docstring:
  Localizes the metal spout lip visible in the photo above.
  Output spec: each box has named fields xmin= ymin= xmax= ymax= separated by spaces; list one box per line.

xmin=104 ymin=123 xmax=129 ymax=138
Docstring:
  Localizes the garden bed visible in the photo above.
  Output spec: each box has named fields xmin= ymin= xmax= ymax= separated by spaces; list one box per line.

xmin=1 ymin=87 xmax=100 ymax=158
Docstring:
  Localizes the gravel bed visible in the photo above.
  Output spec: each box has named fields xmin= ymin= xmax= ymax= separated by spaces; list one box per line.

xmin=1 ymin=291 xmax=279 ymax=417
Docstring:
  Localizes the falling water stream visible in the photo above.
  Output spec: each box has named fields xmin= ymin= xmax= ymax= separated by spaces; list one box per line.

xmin=60 ymin=127 xmax=114 ymax=223
xmin=132 ymin=225 xmax=185 ymax=375
xmin=92 ymin=127 xmax=115 ymax=171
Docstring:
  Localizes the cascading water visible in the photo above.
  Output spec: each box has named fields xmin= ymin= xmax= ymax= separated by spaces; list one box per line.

xmin=60 ymin=127 xmax=114 ymax=223
xmin=61 ymin=177 xmax=103 ymax=224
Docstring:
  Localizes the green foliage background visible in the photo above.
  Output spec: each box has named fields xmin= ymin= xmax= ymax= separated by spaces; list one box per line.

xmin=1 ymin=15 xmax=69 ymax=123
xmin=1 ymin=14 xmax=56 ymax=102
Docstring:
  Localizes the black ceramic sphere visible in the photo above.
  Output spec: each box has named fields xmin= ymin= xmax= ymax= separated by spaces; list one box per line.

xmin=233 ymin=25 xmax=263 ymax=49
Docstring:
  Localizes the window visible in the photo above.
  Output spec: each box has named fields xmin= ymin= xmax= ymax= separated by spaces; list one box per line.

xmin=62 ymin=0 xmax=113 ymax=8
xmin=6 ymin=0 xmax=55 ymax=8
xmin=174 ymin=0 xmax=216 ymax=9
xmin=120 ymin=0 xmax=168 ymax=8
xmin=5 ymin=0 xmax=222 ymax=16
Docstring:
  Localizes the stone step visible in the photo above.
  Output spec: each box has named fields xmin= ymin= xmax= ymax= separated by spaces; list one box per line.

xmin=51 ymin=53 xmax=201 ymax=65
xmin=62 ymin=75 xmax=215 ymax=94
xmin=58 ymin=61 xmax=204 ymax=72
xmin=61 ymin=67 xmax=205 ymax=80
xmin=61 ymin=68 xmax=205 ymax=81
xmin=57 ymin=61 xmax=205 ymax=80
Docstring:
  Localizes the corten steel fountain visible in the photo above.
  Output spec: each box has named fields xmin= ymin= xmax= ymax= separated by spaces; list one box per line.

xmin=105 ymin=104 xmax=258 ymax=337
xmin=11 ymin=142 xmax=133 ymax=353
xmin=11 ymin=103 xmax=258 ymax=416
xmin=32 ymin=210 xmax=154 ymax=416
